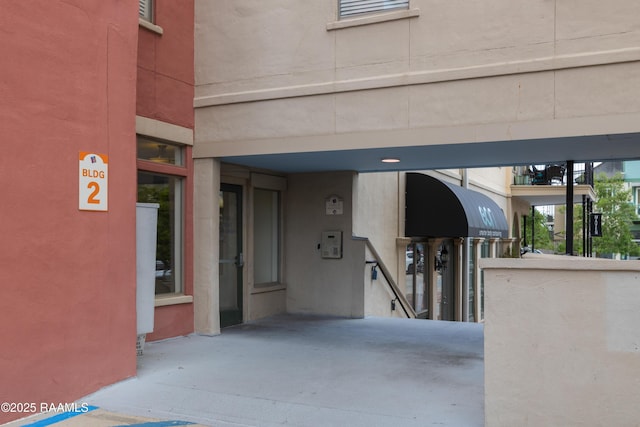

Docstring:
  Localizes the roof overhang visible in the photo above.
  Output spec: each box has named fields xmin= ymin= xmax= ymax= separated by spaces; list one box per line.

xmin=207 ymin=129 xmax=640 ymax=174
xmin=405 ymin=173 xmax=509 ymax=239
xmin=510 ymin=184 xmax=597 ymax=206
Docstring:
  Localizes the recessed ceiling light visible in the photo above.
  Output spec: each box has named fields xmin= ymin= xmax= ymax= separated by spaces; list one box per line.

xmin=381 ymin=158 xmax=400 ymax=163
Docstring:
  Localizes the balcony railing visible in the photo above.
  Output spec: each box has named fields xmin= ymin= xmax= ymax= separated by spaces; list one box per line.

xmin=513 ymin=163 xmax=595 ymax=186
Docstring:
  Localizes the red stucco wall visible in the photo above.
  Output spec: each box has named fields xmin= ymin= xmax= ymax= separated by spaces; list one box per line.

xmin=137 ymin=1 xmax=195 ymax=129
xmin=0 ymin=1 xmax=139 ymax=423
xmin=148 ymin=304 xmax=195 ymax=340
xmin=137 ymin=0 xmax=195 ymax=341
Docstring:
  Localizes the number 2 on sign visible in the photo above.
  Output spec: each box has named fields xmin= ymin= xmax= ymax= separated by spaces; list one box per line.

xmin=87 ymin=181 xmax=100 ymax=204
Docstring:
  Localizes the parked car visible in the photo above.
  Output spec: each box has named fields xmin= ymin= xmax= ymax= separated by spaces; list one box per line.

xmin=156 ymin=260 xmax=172 ymax=280
xmin=520 ymin=247 xmax=543 ymax=255
xmin=156 ymin=260 xmax=167 ymax=278
xmin=406 ymin=250 xmax=424 ymax=273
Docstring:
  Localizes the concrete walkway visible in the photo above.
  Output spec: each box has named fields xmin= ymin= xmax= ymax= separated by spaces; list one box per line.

xmin=10 ymin=315 xmax=484 ymax=427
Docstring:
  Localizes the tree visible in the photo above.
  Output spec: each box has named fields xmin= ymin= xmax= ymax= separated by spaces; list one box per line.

xmin=558 ymin=173 xmax=639 ymax=257
xmin=592 ymin=173 xmax=639 ymax=258
xmin=522 ymin=208 xmax=553 ymax=251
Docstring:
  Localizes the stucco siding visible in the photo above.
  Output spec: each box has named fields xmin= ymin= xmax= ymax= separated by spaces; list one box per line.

xmin=483 ymin=256 xmax=640 ymax=426
xmin=285 ymin=172 xmax=364 ymax=317
xmin=194 ymin=0 xmax=640 ymax=158
xmin=0 ymin=1 xmax=139 ymax=423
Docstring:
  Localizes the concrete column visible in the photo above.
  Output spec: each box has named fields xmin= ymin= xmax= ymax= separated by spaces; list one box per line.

xmin=472 ymin=238 xmax=485 ymax=322
xmin=193 ymin=158 xmax=221 ymax=335
xmin=454 ymin=238 xmax=464 ymax=321
xmin=503 ymin=237 xmax=517 ymax=258
xmin=489 ymin=238 xmax=499 ymax=258
xmin=462 ymin=238 xmax=470 ymax=322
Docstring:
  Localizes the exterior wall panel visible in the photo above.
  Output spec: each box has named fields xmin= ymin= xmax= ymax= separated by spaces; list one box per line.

xmin=137 ymin=2 xmax=194 ymax=129
xmin=196 ymin=95 xmax=336 ymax=143
xmin=335 ymin=19 xmax=410 ymax=71
xmin=483 ymin=256 xmax=640 ymax=426
xmin=195 ymin=1 xmax=335 ymax=87
xmin=408 ymin=73 xmax=555 ymax=128
xmin=0 ymin=1 xmax=138 ymax=423
xmin=195 ymin=0 xmax=640 ymax=157
xmin=336 ymin=87 xmax=409 ymax=133
xmin=285 ymin=172 xmax=362 ymax=317
xmin=137 ymin=0 xmax=195 ymax=342
xmin=555 ymin=62 xmax=640 ymax=118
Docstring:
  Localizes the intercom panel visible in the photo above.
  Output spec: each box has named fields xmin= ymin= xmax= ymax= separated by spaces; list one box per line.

xmin=321 ymin=231 xmax=343 ymax=259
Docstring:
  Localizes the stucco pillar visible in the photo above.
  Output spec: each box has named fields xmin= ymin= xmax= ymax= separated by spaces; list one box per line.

xmin=454 ymin=238 xmax=464 ymax=321
xmin=426 ymin=238 xmax=442 ymax=320
xmin=462 ymin=238 xmax=470 ymax=322
xmin=193 ymin=157 xmax=221 ymax=335
xmin=489 ymin=238 xmax=499 ymax=258
xmin=472 ymin=238 xmax=485 ymax=322
xmin=503 ymin=237 xmax=517 ymax=258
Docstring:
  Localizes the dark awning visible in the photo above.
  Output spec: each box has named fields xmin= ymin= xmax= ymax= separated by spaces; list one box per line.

xmin=405 ymin=173 xmax=509 ymax=238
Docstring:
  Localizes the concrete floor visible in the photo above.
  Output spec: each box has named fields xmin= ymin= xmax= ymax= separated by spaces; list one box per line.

xmin=11 ymin=315 xmax=485 ymax=427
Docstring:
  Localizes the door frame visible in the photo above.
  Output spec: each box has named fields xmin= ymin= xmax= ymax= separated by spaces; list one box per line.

xmin=439 ymin=239 xmax=455 ymax=321
xmin=219 ymin=183 xmax=244 ymax=328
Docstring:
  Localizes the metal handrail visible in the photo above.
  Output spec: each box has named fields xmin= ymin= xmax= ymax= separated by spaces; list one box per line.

xmin=361 ymin=238 xmax=416 ymax=319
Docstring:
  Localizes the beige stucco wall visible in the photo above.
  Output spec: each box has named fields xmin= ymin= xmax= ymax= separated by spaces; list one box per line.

xmin=192 ymin=0 xmax=640 ymax=327
xmin=193 ymin=157 xmax=221 ymax=335
xmin=197 ymin=163 xmax=517 ymax=325
xmin=363 ymin=241 xmax=409 ymax=319
xmin=353 ymin=172 xmax=402 ymax=276
xmin=285 ymin=171 xmax=365 ymax=317
xmin=481 ymin=254 xmax=640 ymax=426
xmin=194 ymin=0 xmax=640 ymax=158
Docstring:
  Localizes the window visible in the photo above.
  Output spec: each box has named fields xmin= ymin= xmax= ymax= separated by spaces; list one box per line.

xmin=137 ymin=137 xmax=187 ymax=295
xmin=253 ymin=188 xmax=281 ymax=285
xmin=139 ymin=0 xmax=153 ymax=22
xmin=138 ymin=138 xmax=183 ymax=165
xmin=339 ymin=0 xmax=409 ymax=18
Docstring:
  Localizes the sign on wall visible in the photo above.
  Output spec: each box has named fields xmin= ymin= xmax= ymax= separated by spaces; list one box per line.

xmin=590 ymin=213 xmax=603 ymax=237
xmin=325 ymin=195 xmax=343 ymax=215
xmin=79 ymin=151 xmax=108 ymax=211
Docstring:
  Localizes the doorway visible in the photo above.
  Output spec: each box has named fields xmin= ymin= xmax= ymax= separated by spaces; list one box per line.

xmin=219 ymin=183 xmax=243 ymax=328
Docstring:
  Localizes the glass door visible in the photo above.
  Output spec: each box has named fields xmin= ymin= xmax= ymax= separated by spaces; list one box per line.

xmin=405 ymin=242 xmax=428 ymax=318
xmin=219 ymin=184 xmax=243 ymax=328
xmin=439 ymin=240 xmax=455 ymax=321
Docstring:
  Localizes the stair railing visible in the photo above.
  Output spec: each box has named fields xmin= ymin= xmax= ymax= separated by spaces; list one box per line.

xmin=358 ymin=237 xmax=416 ymax=319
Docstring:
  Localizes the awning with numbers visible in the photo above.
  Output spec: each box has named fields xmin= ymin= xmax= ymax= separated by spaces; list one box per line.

xmin=405 ymin=173 xmax=509 ymax=238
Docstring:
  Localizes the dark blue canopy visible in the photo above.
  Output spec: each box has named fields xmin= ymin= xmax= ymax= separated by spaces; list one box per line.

xmin=405 ymin=173 xmax=509 ymax=238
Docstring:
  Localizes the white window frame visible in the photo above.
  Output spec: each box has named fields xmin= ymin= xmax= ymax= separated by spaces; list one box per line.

xmin=253 ymin=188 xmax=281 ymax=286
xmin=339 ymin=0 xmax=409 ymax=19
xmin=136 ymin=117 xmax=193 ymax=306
xmin=138 ymin=0 xmax=163 ymax=34
xmin=139 ymin=0 xmax=153 ymax=22
xmin=250 ymin=173 xmax=287 ymax=292
xmin=137 ymin=139 xmax=186 ymax=298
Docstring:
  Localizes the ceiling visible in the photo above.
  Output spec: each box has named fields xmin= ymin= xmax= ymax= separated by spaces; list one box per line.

xmin=221 ymin=132 xmax=640 ymax=174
